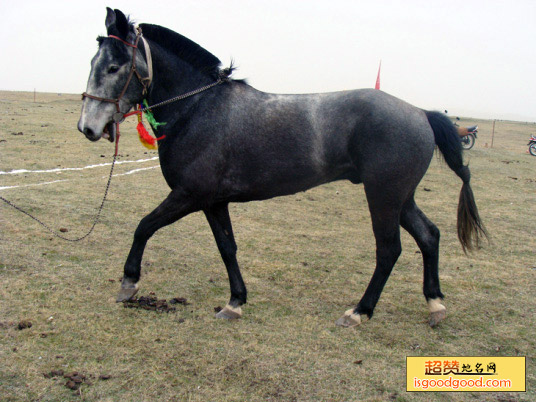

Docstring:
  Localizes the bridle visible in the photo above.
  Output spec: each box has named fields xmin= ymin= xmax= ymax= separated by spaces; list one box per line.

xmin=81 ymin=27 xmax=154 ymax=155
xmin=82 ymin=27 xmax=152 ymax=123
xmin=81 ymin=26 xmax=229 ymax=156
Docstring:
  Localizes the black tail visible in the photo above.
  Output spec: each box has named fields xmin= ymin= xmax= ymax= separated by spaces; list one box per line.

xmin=424 ymin=110 xmax=488 ymax=253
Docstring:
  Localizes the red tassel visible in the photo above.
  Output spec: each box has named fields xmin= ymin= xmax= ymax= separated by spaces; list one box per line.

xmin=136 ymin=111 xmax=157 ymax=150
xmin=133 ymin=107 xmax=166 ymax=149
xmin=137 ymin=121 xmax=157 ymax=149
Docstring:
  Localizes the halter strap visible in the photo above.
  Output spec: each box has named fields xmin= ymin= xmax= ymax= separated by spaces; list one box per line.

xmin=139 ymin=35 xmax=153 ymax=90
xmin=82 ymin=28 xmax=152 ymax=106
xmin=117 ymin=32 xmax=142 ymax=101
xmin=108 ymin=35 xmax=137 ymax=48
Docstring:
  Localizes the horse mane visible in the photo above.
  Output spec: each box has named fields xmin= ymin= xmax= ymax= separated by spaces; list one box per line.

xmin=139 ymin=23 xmax=222 ymax=78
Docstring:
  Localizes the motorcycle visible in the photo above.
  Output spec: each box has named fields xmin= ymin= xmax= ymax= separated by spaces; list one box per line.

xmin=457 ymin=125 xmax=478 ymax=150
xmin=529 ymin=135 xmax=536 ymax=156
xmin=444 ymin=111 xmax=478 ymax=150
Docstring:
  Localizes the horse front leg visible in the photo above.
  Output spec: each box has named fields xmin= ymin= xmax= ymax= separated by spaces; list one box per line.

xmin=116 ymin=190 xmax=197 ymax=302
xmin=204 ymin=203 xmax=247 ymax=319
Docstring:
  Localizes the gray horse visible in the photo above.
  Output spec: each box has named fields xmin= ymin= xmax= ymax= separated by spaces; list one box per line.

xmin=78 ymin=8 xmax=487 ymax=327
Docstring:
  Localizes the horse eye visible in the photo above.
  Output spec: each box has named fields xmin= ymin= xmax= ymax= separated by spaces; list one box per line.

xmin=107 ymin=65 xmax=120 ymax=74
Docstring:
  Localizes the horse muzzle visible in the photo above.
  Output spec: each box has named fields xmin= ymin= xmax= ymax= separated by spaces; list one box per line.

xmin=101 ymin=121 xmax=116 ymax=142
xmin=78 ymin=120 xmax=116 ymax=143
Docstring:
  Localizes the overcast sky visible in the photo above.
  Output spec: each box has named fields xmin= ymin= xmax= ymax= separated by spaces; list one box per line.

xmin=1 ymin=0 xmax=535 ymax=121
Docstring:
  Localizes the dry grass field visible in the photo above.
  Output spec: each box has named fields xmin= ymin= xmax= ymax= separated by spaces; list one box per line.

xmin=1 ymin=91 xmax=535 ymax=401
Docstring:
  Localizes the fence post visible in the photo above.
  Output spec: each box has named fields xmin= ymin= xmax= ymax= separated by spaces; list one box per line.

xmin=491 ymin=120 xmax=496 ymax=148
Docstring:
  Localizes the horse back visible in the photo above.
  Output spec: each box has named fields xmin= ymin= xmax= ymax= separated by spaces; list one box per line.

xmin=160 ymin=85 xmax=435 ymax=203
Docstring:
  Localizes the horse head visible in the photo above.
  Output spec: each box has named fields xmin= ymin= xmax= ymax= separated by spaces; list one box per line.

xmin=78 ymin=8 xmax=150 ymax=143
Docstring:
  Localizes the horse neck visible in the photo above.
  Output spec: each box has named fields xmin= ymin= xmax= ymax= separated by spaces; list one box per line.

xmin=143 ymin=41 xmax=218 ymax=117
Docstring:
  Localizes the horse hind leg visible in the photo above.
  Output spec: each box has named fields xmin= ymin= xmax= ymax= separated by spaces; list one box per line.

xmin=400 ymin=197 xmax=446 ymax=327
xmin=336 ymin=185 xmax=403 ymax=327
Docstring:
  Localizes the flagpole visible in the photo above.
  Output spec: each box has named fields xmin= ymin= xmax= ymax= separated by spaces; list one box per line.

xmin=375 ymin=60 xmax=382 ymax=90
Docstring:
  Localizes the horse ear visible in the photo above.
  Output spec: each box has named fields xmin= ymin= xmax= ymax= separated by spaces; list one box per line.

xmin=105 ymin=7 xmax=116 ymax=33
xmin=114 ymin=9 xmax=130 ymax=39
xmin=105 ymin=8 xmax=130 ymax=40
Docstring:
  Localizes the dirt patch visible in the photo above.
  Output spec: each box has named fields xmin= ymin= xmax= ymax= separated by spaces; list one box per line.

xmin=64 ymin=372 xmax=88 ymax=390
xmin=122 ymin=295 xmax=189 ymax=312
xmin=17 ymin=320 xmax=32 ymax=330
xmin=43 ymin=369 xmax=112 ymax=393
xmin=169 ymin=297 xmax=190 ymax=305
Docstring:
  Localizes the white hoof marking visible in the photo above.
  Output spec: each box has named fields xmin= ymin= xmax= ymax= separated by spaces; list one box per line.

xmin=428 ymin=298 xmax=447 ymax=327
xmin=116 ymin=281 xmax=139 ymax=302
xmin=215 ymin=304 xmax=242 ymax=319
xmin=335 ymin=308 xmax=364 ymax=328
xmin=427 ymin=298 xmax=446 ymax=313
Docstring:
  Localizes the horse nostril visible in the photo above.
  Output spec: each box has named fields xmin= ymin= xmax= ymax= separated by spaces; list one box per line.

xmin=84 ymin=127 xmax=95 ymax=138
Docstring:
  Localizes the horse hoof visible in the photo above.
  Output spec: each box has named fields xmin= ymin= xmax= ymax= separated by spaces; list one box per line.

xmin=215 ymin=304 xmax=242 ymax=320
xmin=116 ymin=281 xmax=139 ymax=302
xmin=335 ymin=309 xmax=362 ymax=328
xmin=427 ymin=298 xmax=446 ymax=327
xmin=429 ymin=309 xmax=447 ymax=327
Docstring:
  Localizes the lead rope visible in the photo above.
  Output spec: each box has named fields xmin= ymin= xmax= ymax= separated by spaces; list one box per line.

xmin=0 ymin=139 xmax=119 ymax=242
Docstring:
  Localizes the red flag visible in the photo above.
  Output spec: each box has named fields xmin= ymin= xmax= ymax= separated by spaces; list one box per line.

xmin=375 ymin=60 xmax=381 ymax=90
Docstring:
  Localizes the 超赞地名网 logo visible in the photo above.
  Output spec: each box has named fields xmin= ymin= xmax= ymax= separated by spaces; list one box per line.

xmin=406 ymin=356 xmax=525 ymax=392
